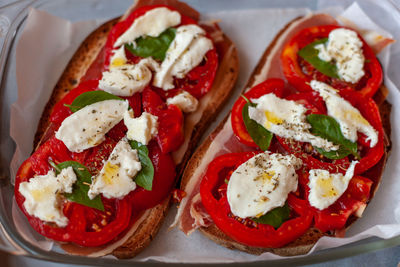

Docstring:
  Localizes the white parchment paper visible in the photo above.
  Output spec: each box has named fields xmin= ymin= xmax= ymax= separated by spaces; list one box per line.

xmin=9 ymin=2 xmax=400 ymax=263
xmin=9 ymin=9 xmax=104 ymax=182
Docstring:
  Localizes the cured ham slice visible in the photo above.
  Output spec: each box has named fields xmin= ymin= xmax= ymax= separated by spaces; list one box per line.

xmin=189 ymin=193 xmax=213 ymax=233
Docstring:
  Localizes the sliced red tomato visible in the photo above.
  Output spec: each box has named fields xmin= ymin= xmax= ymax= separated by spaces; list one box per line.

xmin=129 ymin=141 xmax=176 ymax=212
xmin=231 ymin=78 xmax=286 ymax=148
xmin=50 ymin=80 xmax=141 ymax=126
xmin=281 ymin=25 xmax=383 ymax=98
xmin=50 ymin=79 xmax=142 ymax=144
xmin=104 ymin=5 xmax=218 ymax=99
xmin=65 ymin=197 xmax=133 ymax=247
xmin=104 ymin=5 xmax=197 ymax=67
xmin=71 ymin=139 xmax=175 ymax=213
xmin=14 ymin=137 xmax=134 ymax=247
xmin=173 ymin=48 xmax=218 ymax=99
xmin=50 ymin=80 xmax=99 ymax=127
xmin=339 ymin=89 xmax=385 ymax=174
xmin=142 ymin=87 xmax=184 ymax=153
xmin=276 ymin=89 xmax=384 ymax=175
xmin=106 ymin=92 xmax=142 ymax=142
xmin=312 ymin=175 xmax=373 ymax=232
xmin=15 ymin=137 xmax=175 ymax=247
xmin=200 ymin=152 xmax=313 ymax=248
xmin=71 ymin=138 xmax=117 ymax=175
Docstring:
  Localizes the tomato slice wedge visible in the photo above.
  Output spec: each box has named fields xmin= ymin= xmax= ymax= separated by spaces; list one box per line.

xmin=142 ymin=87 xmax=184 ymax=153
xmin=281 ymin=25 xmax=383 ymax=98
xmin=173 ymin=49 xmax=218 ymax=99
xmin=312 ymin=175 xmax=373 ymax=232
xmin=67 ymin=197 xmax=132 ymax=247
xmin=200 ymin=152 xmax=313 ymax=248
xmin=129 ymin=141 xmax=176 ymax=212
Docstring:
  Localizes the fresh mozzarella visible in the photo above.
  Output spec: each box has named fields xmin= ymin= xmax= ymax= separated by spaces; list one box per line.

xmin=153 ymin=24 xmax=213 ymax=90
xmin=88 ymin=138 xmax=141 ymax=199
xmin=18 ymin=167 xmax=77 ymax=227
xmin=314 ymin=43 xmax=331 ymax=61
xmin=109 ymin=46 xmax=128 ymax=68
xmin=310 ymin=80 xmax=378 ymax=147
xmin=248 ymin=93 xmax=338 ymax=151
xmin=114 ymin=7 xmax=181 ymax=48
xmin=124 ymin=110 xmax=158 ymax=145
xmin=166 ymin=91 xmax=198 ymax=113
xmin=57 ymin=167 xmax=77 ymax=193
xmin=99 ymin=59 xmax=159 ymax=96
xmin=314 ymin=28 xmax=365 ymax=83
xmin=308 ymin=161 xmax=358 ymax=210
xmin=56 ymin=100 xmax=129 ymax=152
xmin=227 ymin=152 xmax=302 ymax=218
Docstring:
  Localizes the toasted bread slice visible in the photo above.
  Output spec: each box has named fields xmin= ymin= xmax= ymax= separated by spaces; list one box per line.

xmin=30 ymin=0 xmax=238 ymax=258
xmin=179 ymin=14 xmax=391 ymax=256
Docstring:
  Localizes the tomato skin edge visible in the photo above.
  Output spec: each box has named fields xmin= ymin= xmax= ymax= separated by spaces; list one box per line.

xmin=280 ymin=25 xmax=383 ymax=98
xmin=200 ymin=152 xmax=313 ymax=248
xmin=231 ymin=78 xmax=286 ymax=148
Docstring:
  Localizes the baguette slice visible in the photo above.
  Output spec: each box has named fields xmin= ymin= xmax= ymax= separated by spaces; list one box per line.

xmin=177 ymin=13 xmax=392 ymax=256
xmin=31 ymin=0 xmax=239 ymax=258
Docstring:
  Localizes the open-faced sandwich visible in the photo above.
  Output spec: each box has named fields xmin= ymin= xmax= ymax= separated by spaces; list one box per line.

xmin=14 ymin=0 xmax=238 ymax=258
xmin=174 ymin=13 xmax=393 ymax=256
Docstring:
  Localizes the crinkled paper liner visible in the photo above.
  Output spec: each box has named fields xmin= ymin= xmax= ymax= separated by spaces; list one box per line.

xmin=9 ymin=2 xmax=400 ymax=263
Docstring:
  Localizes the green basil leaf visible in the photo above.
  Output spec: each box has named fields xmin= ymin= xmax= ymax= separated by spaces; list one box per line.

xmin=252 ymin=203 xmax=290 ymax=228
xmin=55 ymin=161 xmax=104 ymax=211
xmin=125 ymin=28 xmax=176 ymax=61
xmin=298 ymin=38 xmax=339 ymax=79
xmin=307 ymin=114 xmax=360 ymax=160
xmin=129 ymin=140 xmax=154 ymax=191
xmin=67 ymin=91 xmax=123 ymax=112
xmin=242 ymin=100 xmax=273 ymax=151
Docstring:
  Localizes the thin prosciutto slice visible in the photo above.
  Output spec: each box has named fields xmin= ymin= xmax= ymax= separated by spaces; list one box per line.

xmin=190 ymin=193 xmax=213 ymax=230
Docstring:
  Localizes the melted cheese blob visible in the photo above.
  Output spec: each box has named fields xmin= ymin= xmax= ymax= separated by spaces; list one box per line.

xmin=109 ymin=46 xmax=128 ymax=68
xmin=314 ymin=28 xmax=365 ymax=83
xmin=99 ymin=58 xmax=158 ymax=97
xmin=227 ymin=152 xmax=302 ymax=218
xmin=153 ymin=24 xmax=213 ymax=90
xmin=248 ymin=93 xmax=338 ymax=151
xmin=166 ymin=91 xmax=198 ymax=113
xmin=124 ymin=110 xmax=158 ymax=145
xmin=88 ymin=138 xmax=141 ymax=199
xmin=19 ymin=167 xmax=77 ymax=227
xmin=114 ymin=7 xmax=181 ymax=48
xmin=310 ymin=80 xmax=378 ymax=147
xmin=308 ymin=161 xmax=358 ymax=210
xmin=56 ymin=100 xmax=129 ymax=152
